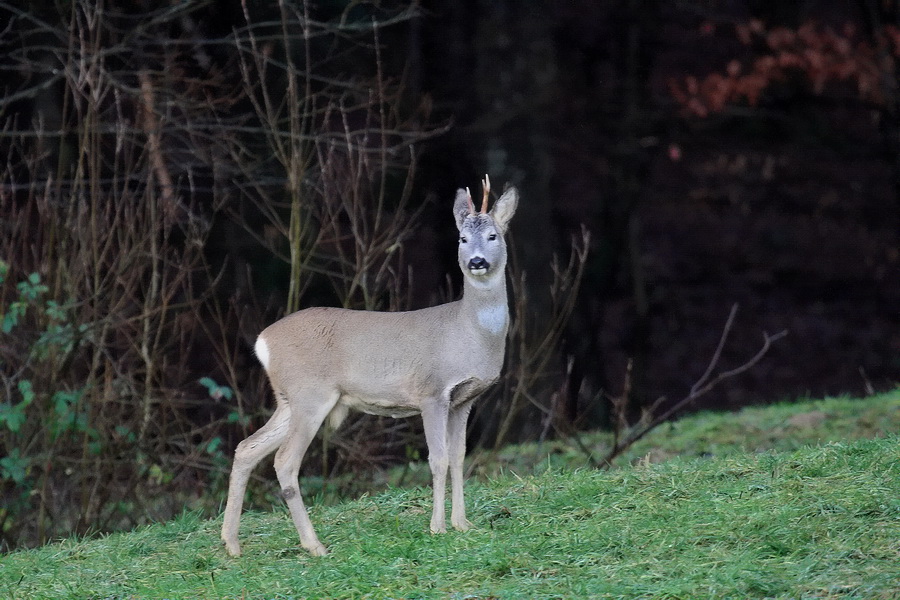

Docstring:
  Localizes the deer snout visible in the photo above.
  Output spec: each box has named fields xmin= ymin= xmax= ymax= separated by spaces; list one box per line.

xmin=467 ymin=256 xmax=490 ymax=273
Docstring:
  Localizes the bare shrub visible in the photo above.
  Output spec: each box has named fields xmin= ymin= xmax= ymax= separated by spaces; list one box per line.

xmin=0 ymin=0 xmax=434 ymax=549
xmin=0 ymin=0 xmax=241 ymax=549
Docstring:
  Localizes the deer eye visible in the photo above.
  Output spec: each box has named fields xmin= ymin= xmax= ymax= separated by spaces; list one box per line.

xmin=459 ymin=236 xmax=468 ymax=243
xmin=488 ymin=233 xmax=497 ymax=241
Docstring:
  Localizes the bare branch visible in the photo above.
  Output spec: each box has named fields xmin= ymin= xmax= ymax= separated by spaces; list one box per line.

xmin=137 ymin=72 xmax=177 ymax=219
xmin=599 ymin=305 xmax=788 ymax=468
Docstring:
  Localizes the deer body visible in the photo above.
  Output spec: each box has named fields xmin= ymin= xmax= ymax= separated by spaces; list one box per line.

xmin=221 ymin=178 xmax=517 ymax=557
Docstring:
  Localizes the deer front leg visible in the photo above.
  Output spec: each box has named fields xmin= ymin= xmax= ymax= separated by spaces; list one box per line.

xmin=421 ymin=397 xmax=450 ymax=534
xmin=448 ymin=402 xmax=474 ymax=531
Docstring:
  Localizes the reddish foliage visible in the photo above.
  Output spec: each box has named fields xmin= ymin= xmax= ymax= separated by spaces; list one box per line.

xmin=669 ymin=21 xmax=900 ymax=116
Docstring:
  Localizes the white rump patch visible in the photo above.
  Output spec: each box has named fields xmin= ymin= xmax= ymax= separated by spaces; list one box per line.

xmin=254 ymin=336 xmax=270 ymax=370
xmin=477 ymin=304 xmax=507 ymax=335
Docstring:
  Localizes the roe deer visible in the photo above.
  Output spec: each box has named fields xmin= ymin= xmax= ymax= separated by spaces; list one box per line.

xmin=220 ymin=175 xmax=518 ymax=556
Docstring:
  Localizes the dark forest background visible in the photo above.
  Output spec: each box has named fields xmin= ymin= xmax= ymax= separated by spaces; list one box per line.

xmin=0 ymin=0 xmax=897 ymax=551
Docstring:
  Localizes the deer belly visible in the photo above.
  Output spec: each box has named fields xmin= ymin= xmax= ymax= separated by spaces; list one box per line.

xmin=338 ymin=393 xmax=421 ymax=419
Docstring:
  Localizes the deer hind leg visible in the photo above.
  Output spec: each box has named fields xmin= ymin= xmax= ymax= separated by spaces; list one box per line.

xmin=448 ymin=402 xmax=474 ymax=531
xmin=221 ymin=401 xmax=291 ymax=557
xmin=273 ymin=386 xmax=340 ymax=556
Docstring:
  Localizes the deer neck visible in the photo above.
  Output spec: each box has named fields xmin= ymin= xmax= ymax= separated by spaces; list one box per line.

xmin=461 ymin=274 xmax=509 ymax=338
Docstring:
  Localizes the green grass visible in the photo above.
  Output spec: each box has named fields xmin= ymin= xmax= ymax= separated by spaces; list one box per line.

xmin=2 ymin=392 xmax=898 ymax=598
xmin=465 ymin=389 xmax=900 ymax=478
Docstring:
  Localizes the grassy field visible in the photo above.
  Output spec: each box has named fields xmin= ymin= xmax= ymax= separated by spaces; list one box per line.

xmin=1 ymin=390 xmax=898 ymax=599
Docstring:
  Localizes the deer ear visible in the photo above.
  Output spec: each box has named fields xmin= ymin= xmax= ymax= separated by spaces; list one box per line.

xmin=490 ymin=186 xmax=518 ymax=232
xmin=453 ymin=188 xmax=471 ymax=231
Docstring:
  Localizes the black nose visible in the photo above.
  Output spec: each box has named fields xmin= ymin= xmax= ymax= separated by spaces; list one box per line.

xmin=468 ymin=256 xmax=489 ymax=270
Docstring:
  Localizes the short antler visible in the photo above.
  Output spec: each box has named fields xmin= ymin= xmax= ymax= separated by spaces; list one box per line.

xmin=481 ymin=174 xmax=490 ymax=213
xmin=465 ymin=187 xmax=475 ymax=214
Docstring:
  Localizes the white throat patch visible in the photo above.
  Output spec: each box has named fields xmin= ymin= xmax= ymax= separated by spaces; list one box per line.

xmin=477 ymin=304 xmax=507 ymax=335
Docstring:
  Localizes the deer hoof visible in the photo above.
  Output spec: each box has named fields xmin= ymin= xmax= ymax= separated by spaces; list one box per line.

xmin=452 ymin=518 xmax=473 ymax=532
xmin=306 ymin=543 xmax=328 ymax=557
xmin=223 ymin=539 xmax=242 ymax=558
